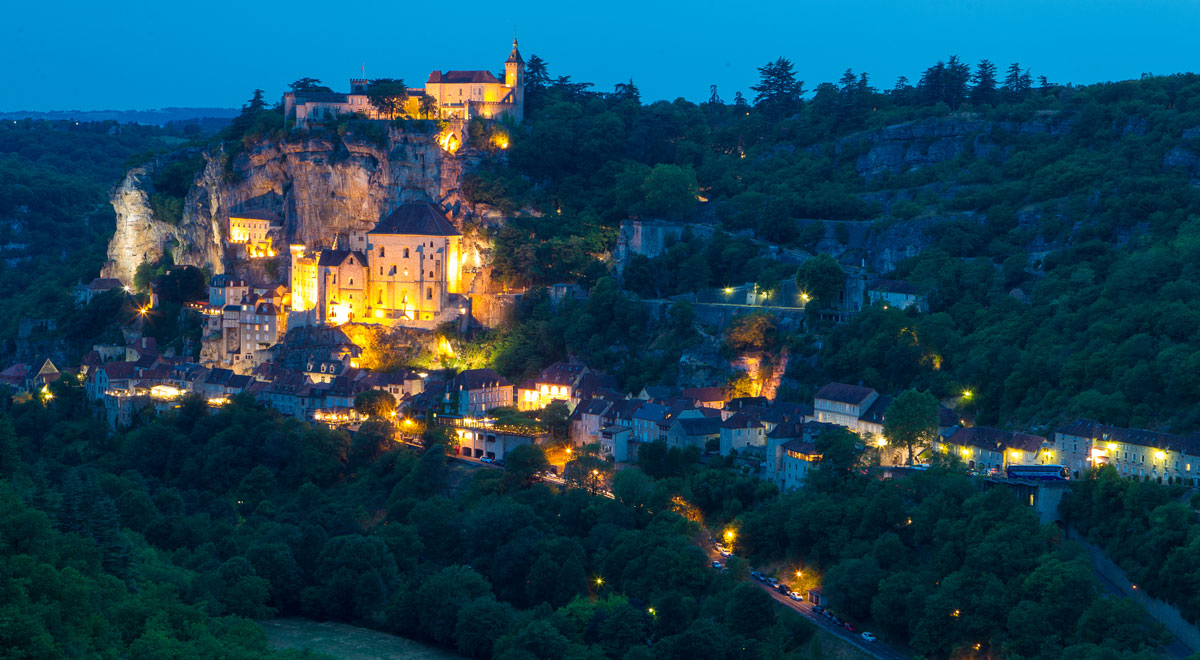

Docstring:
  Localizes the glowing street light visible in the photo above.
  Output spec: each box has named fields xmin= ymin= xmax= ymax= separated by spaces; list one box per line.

xmin=595 ymin=577 xmax=604 ymax=587
xmin=961 ymin=389 xmax=973 ymax=400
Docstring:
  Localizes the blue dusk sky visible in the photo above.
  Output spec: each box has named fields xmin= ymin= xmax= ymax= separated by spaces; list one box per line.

xmin=0 ymin=0 xmax=1196 ymax=111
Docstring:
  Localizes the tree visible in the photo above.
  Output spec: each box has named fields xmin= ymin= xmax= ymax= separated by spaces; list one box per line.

xmin=525 ymin=55 xmax=551 ymax=91
xmin=366 ymin=78 xmax=407 ymax=119
xmin=419 ymin=94 xmax=438 ymax=120
xmin=504 ymin=444 xmax=549 ymax=487
xmin=542 ymin=400 xmax=570 ymax=440
xmin=795 ymin=254 xmax=845 ymax=307
xmin=724 ymin=312 xmax=778 ymax=354
xmin=882 ymin=389 xmax=939 ymax=464
xmin=751 ymin=57 xmax=803 ymax=117
xmin=641 ymin=164 xmax=698 ymax=219
xmin=289 ymin=78 xmax=330 ymax=93
xmin=725 ymin=582 xmax=776 ymax=635
xmin=970 ymin=59 xmax=999 ymax=106
xmin=1003 ymin=63 xmax=1033 ymax=101
xmin=354 ymin=389 xmax=397 ymax=418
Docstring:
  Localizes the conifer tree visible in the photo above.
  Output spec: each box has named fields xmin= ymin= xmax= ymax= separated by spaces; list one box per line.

xmin=751 ymin=57 xmax=804 ymax=117
xmin=971 ymin=59 xmax=999 ymax=106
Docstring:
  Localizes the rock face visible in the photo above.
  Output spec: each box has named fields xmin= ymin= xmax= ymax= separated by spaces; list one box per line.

xmin=840 ymin=115 xmax=1071 ymax=178
xmin=103 ymin=126 xmax=463 ymax=285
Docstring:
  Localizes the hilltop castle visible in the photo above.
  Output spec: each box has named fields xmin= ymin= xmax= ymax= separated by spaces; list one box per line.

xmin=283 ymin=39 xmax=525 ymax=127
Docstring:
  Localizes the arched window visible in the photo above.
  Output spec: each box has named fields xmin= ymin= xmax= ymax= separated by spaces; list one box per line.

xmin=403 ymin=248 xmax=409 ymax=258
xmin=379 ymin=247 xmax=385 ymax=257
xmin=426 ymin=287 xmax=433 ymax=300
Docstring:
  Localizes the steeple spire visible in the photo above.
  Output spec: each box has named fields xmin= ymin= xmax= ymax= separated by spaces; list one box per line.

xmin=506 ymin=37 xmax=524 ymax=65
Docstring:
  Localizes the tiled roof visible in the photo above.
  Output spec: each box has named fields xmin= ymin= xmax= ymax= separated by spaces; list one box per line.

xmin=632 ymin=403 xmax=670 ymax=423
xmin=861 ymin=395 xmax=893 ymax=424
xmin=947 ymin=426 xmax=1046 ymax=453
xmin=371 ymin=203 xmax=460 ymax=237
xmin=317 ymin=250 xmax=369 ymax=267
xmin=782 ymin=438 xmax=821 ymax=456
xmin=1056 ymin=418 xmax=1200 ymax=454
xmin=721 ymin=413 xmax=764 ymax=430
xmin=814 ymin=382 xmax=877 ymax=405
xmin=681 ymin=386 xmax=724 ymax=403
xmin=428 ymin=70 xmax=501 ymax=84
xmin=451 ymin=368 xmax=511 ymax=390
xmin=677 ymin=417 xmax=720 ymax=436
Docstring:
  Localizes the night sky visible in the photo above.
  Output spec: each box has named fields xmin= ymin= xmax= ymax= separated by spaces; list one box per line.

xmin=2 ymin=0 xmax=1196 ymax=111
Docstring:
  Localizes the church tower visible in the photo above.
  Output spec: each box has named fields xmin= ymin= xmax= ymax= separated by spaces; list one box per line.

xmin=504 ymin=38 xmax=525 ymax=122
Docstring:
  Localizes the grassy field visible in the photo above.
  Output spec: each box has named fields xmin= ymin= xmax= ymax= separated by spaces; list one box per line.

xmin=263 ymin=619 xmax=462 ymax=660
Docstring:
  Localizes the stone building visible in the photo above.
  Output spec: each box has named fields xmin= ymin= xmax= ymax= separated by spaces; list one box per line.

xmin=289 ymin=202 xmax=463 ymax=328
xmin=283 ymin=39 xmax=525 ymax=128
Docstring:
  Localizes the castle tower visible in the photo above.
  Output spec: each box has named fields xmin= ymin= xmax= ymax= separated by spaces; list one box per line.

xmin=504 ymin=38 xmax=525 ymax=122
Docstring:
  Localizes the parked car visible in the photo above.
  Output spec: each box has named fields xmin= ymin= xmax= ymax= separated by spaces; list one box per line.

xmin=712 ymin=561 xmax=723 ymax=569
xmin=751 ymin=571 xmax=764 ymax=581
xmin=788 ymin=591 xmax=803 ymax=602
xmin=767 ymin=578 xmax=779 ymax=587
xmin=480 ymin=457 xmax=494 ymax=464
xmin=861 ymin=632 xmax=876 ymax=642
xmin=812 ymin=605 xmax=824 ymax=614
xmin=831 ymin=615 xmax=844 ymax=626
xmin=843 ymin=622 xmax=856 ymax=632
xmin=776 ymin=583 xmax=791 ymax=595
xmin=720 ymin=549 xmax=731 ymax=558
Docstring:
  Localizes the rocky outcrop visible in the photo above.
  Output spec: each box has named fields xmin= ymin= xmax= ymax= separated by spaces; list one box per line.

xmin=840 ymin=115 xmax=1071 ymax=178
xmin=103 ymin=126 xmax=466 ymax=285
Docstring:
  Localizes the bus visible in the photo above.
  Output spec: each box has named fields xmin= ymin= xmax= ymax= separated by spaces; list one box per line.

xmin=1005 ymin=464 xmax=1069 ymax=481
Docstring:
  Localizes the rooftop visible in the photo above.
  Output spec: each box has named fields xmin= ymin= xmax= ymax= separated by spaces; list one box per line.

xmin=815 ymin=382 xmax=878 ymax=405
xmin=370 ymin=203 xmax=460 ymax=237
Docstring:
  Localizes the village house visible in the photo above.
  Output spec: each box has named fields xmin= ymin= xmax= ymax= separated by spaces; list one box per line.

xmin=517 ymin=361 xmax=588 ymax=411
xmin=667 ymin=416 xmax=721 ymax=451
xmin=867 ymin=279 xmax=928 ymax=312
xmin=763 ymin=421 xmax=833 ymax=492
xmin=444 ymin=368 xmax=514 ymax=417
xmin=74 ymin=277 xmax=125 ymax=307
xmin=569 ymin=398 xmax=614 ymax=447
xmin=1054 ymin=419 xmax=1200 ymax=484
xmin=228 ymin=210 xmax=280 ymax=259
xmin=719 ymin=412 xmax=766 ymax=456
xmin=939 ymin=426 xmax=1049 ymax=475
xmin=682 ymin=386 xmax=725 ymax=409
xmin=601 ymin=425 xmax=635 ymax=463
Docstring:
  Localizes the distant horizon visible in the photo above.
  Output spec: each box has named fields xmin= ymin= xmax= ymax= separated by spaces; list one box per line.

xmin=3 ymin=0 xmax=1199 ymax=112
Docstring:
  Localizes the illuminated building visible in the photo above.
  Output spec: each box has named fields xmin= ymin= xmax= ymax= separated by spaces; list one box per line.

xmin=1055 ymin=419 xmax=1200 ymax=484
xmin=516 ymin=361 xmax=587 ymax=411
xmin=283 ymin=39 xmax=524 ymax=128
xmin=941 ymin=426 xmax=1049 ymax=475
xmin=289 ymin=202 xmax=464 ymax=328
xmin=228 ymin=210 xmax=280 ymax=259
xmin=443 ymin=368 xmax=514 ymax=417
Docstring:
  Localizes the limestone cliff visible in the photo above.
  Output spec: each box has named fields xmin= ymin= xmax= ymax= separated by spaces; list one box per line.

xmin=103 ymin=126 xmax=465 ymax=285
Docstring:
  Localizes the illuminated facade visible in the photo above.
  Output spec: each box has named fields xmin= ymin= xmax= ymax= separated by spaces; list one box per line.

xmin=283 ymin=39 xmax=525 ymax=127
xmin=516 ymin=361 xmax=587 ymax=411
xmin=228 ymin=210 xmax=279 ymax=259
xmin=288 ymin=203 xmax=463 ymax=327
xmin=1055 ymin=419 xmax=1200 ymax=484
xmin=939 ymin=426 xmax=1049 ymax=475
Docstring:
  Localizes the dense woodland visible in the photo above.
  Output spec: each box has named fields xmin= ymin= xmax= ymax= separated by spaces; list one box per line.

xmin=1062 ymin=467 xmax=1200 ymax=627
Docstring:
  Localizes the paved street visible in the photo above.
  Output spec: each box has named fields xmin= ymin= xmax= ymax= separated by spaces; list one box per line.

xmin=702 ymin=540 xmax=909 ymax=660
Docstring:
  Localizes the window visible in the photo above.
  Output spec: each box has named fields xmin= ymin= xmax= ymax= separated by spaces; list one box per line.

xmin=403 ymin=248 xmax=409 ymax=258
xmin=429 ymin=271 xmax=434 ymax=278
xmin=427 ymin=287 xmax=433 ymax=300
xmin=380 ymin=267 xmax=383 ymax=275
xmin=379 ymin=247 xmax=385 ymax=257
